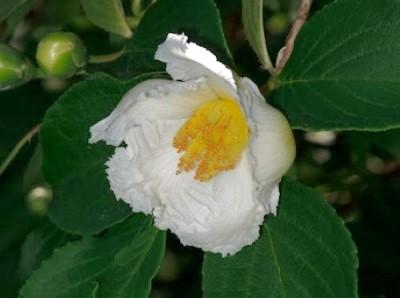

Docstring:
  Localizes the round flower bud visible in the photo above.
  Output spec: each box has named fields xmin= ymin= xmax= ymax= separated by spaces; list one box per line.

xmin=0 ymin=44 xmax=35 ymax=91
xmin=27 ymin=185 xmax=53 ymax=216
xmin=36 ymin=32 xmax=87 ymax=77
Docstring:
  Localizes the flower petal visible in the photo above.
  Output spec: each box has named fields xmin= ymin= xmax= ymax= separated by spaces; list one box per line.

xmin=106 ymin=147 xmax=153 ymax=214
xmin=108 ymin=114 xmax=265 ymax=256
xmin=239 ymin=77 xmax=295 ymax=214
xmin=106 ymin=119 xmax=185 ymax=215
xmin=155 ymin=33 xmax=237 ymax=99
xmin=89 ymin=78 xmax=216 ymax=146
xmin=144 ymin=145 xmax=265 ymax=256
xmin=175 ymin=152 xmax=266 ymax=256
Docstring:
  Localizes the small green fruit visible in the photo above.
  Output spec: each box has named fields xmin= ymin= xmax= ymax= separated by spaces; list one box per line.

xmin=0 ymin=44 xmax=35 ymax=91
xmin=36 ymin=32 xmax=87 ymax=77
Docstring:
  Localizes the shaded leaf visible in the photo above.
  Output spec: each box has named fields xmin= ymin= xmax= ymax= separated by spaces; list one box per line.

xmin=19 ymin=221 xmax=68 ymax=282
xmin=0 ymin=0 xmax=27 ymax=22
xmin=104 ymin=0 xmax=233 ymax=78
xmin=81 ymin=0 xmax=132 ymax=38
xmin=242 ymin=0 xmax=273 ymax=71
xmin=202 ymin=178 xmax=358 ymax=298
xmin=19 ymin=214 xmax=166 ymax=298
xmin=5 ymin=0 xmax=34 ymax=36
xmin=40 ymin=73 xmax=161 ymax=235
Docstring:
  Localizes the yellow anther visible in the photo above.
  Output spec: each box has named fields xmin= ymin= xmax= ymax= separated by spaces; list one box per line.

xmin=173 ymin=98 xmax=250 ymax=182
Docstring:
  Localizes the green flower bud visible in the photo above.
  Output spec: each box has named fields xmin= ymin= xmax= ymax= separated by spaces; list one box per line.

xmin=36 ymin=32 xmax=87 ymax=78
xmin=27 ymin=185 xmax=53 ymax=216
xmin=0 ymin=44 xmax=35 ymax=91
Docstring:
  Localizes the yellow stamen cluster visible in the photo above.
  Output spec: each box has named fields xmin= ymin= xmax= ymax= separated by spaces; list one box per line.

xmin=173 ymin=98 xmax=250 ymax=182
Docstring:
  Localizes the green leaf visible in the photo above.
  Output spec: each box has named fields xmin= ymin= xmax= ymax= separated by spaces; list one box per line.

xmin=202 ymin=178 xmax=358 ymax=298
xmin=41 ymin=73 xmax=162 ymax=235
xmin=270 ymin=0 xmax=400 ymax=131
xmin=19 ymin=214 xmax=166 ymax=298
xmin=0 ymin=0 xmax=27 ymax=22
xmin=5 ymin=0 xmax=33 ymax=36
xmin=18 ymin=221 xmax=68 ymax=282
xmin=105 ymin=0 xmax=233 ymax=78
xmin=42 ymin=0 xmax=81 ymax=25
xmin=81 ymin=0 xmax=132 ymax=38
xmin=242 ymin=0 xmax=273 ymax=71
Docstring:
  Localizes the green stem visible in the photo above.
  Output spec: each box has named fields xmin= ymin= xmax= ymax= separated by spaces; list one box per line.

xmin=34 ymin=68 xmax=49 ymax=79
xmin=260 ymin=77 xmax=278 ymax=97
xmin=0 ymin=124 xmax=40 ymax=177
xmin=88 ymin=48 xmax=125 ymax=64
xmin=131 ymin=0 xmax=142 ymax=16
xmin=126 ymin=16 xmax=141 ymax=29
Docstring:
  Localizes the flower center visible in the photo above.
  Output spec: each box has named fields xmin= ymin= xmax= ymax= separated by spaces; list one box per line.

xmin=173 ymin=98 xmax=250 ymax=182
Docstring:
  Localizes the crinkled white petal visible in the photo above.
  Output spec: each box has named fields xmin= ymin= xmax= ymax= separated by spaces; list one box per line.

xmin=239 ymin=77 xmax=296 ymax=214
xmin=155 ymin=33 xmax=237 ymax=99
xmin=89 ymin=78 xmax=216 ymax=146
xmin=105 ymin=119 xmax=183 ymax=215
xmin=150 ymin=150 xmax=266 ymax=256
xmin=103 ymin=117 xmax=266 ymax=256
xmin=106 ymin=147 xmax=152 ymax=214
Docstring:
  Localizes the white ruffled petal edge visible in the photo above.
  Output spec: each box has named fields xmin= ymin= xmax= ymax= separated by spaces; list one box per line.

xmin=155 ymin=33 xmax=237 ymax=99
xmin=89 ymin=78 xmax=216 ymax=146
xmin=239 ymin=77 xmax=295 ymax=215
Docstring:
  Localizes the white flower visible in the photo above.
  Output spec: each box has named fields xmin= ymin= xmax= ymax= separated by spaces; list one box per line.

xmin=89 ymin=33 xmax=295 ymax=256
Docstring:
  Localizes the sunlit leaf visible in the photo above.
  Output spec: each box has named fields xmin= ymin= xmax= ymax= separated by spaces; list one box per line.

xmin=271 ymin=0 xmax=400 ymax=131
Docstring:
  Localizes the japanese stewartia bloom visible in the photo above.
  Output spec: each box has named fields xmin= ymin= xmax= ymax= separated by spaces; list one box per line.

xmin=89 ymin=33 xmax=295 ymax=256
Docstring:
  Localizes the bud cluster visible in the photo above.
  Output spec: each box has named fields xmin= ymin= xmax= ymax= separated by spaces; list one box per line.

xmin=0 ymin=32 xmax=87 ymax=90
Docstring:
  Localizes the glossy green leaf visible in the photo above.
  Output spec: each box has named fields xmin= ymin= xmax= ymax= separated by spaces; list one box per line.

xmin=40 ymin=73 xmax=161 ymax=235
xmin=105 ymin=0 xmax=233 ymax=78
xmin=81 ymin=0 xmax=132 ymax=38
xmin=19 ymin=214 xmax=166 ymax=298
xmin=242 ymin=0 xmax=273 ymax=71
xmin=202 ymin=178 xmax=358 ymax=298
xmin=270 ymin=0 xmax=400 ymax=131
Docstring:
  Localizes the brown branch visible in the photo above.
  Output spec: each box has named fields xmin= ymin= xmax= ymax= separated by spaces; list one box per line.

xmin=274 ymin=0 xmax=313 ymax=76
